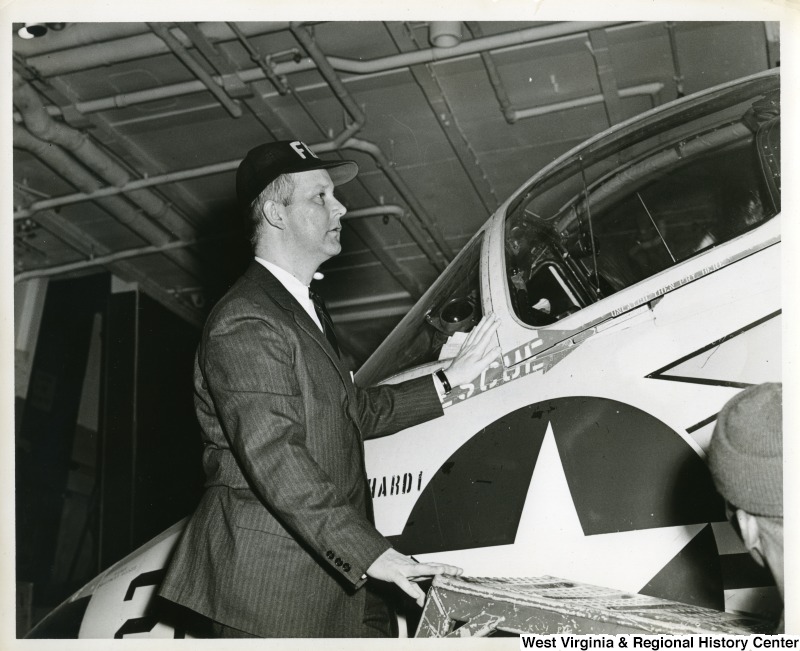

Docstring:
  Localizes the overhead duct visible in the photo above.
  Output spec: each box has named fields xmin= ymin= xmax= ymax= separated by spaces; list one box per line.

xmin=19 ymin=22 xmax=302 ymax=75
xmin=14 ymin=238 xmax=201 ymax=284
xmin=17 ymin=22 xmax=639 ymax=124
xmin=289 ymin=23 xmax=365 ymax=148
xmin=13 ymin=128 xmax=203 ymax=325
xmin=13 ymin=134 xmax=453 ymax=272
xmin=13 ymin=71 xmax=201 ymax=246
xmin=21 ymin=21 xmax=632 ymax=80
xmin=12 ymin=83 xmax=204 ymax=284
xmin=13 ymin=124 xmax=174 ymax=244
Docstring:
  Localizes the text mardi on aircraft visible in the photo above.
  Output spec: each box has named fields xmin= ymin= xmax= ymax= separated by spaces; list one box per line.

xmin=28 ymin=68 xmax=781 ymax=638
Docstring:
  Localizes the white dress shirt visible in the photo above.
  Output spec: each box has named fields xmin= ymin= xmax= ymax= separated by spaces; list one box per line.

xmin=254 ymin=257 xmax=447 ymax=399
xmin=255 ymin=257 xmax=324 ymax=332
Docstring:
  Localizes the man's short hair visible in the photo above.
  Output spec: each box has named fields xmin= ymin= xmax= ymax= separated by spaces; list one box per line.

xmin=246 ymin=173 xmax=296 ymax=248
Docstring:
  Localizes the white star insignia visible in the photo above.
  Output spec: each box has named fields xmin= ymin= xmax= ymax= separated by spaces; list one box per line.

xmin=415 ymin=422 xmax=704 ymax=594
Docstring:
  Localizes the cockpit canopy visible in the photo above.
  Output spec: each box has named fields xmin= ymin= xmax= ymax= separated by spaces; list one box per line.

xmin=358 ymin=72 xmax=780 ymax=386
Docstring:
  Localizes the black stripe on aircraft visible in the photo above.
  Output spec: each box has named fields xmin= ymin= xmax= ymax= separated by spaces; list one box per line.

xmin=720 ymin=553 xmax=776 ymax=591
xmin=646 ymin=310 xmax=781 ymax=387
xmin=686 ymin=414 xmax=718 ymax=434
xmin=639 ymin=525 xmax=722 ymax=609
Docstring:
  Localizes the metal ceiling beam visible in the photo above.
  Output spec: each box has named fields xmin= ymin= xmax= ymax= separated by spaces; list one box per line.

xmin=326 ymin=22 xmax=634 ymax=74
xmin=14 ymin=138 xmax=452 ymax=272
xmin=384 ymin=22 xmax=499 ymax=215
xmin=14 ymin=22 xmax=300 ymax=57
xmin=289 ymin=23 xmax=366 ymax=147
xmin=13 ymin=125 xmax=204 ymax=296
xmin=587 ymin=29 xmax=624 ymax=126
xmin=14 ymin=82 xmax=663 ymax=221
xmin=15 ymin=204 xmax=426 ymax=301
xmin=14 ymin=124 xmax=165 ymax=242
xmin=12 ymin=204 xmax=203 ymax=326
xmin=148 ymin=22 xmax=243 ymax=118
xmin=13 ymin=78 xmax=209 ymax=315
xmin=337 ymin=138 xmax=452 ymax=269
xmin=342 ymin=206 xmax=427 ymax=299
xmin=15 ymin=23 xmax=646 ymax=125
xmin=20 ymin=21 xmax=634 ymax=82
xmin=14 ymin=158 xmax=240 ymax=220
xmin=176 ymin=21 xmax=293 ymax=140
xmin=13 ymin=72 xmax=201 ymax=245
xmin=14 ymin=238 xmax=202 ymax=284
xmin=465 ymin=22 xmax=516 ymax=125
xmin=18 ymin=22 xmax=302 ymax=76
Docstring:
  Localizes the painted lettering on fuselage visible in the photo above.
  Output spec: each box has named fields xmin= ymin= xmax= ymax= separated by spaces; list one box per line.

xmin=368 ymin=471 xmax=423 ymax=498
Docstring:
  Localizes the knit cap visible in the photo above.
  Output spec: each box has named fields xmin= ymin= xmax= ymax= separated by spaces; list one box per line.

xmin=708 ymin=383 xmax=783 ymax=518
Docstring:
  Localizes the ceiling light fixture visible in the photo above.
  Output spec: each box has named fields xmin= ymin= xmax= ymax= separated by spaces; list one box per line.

xmin=17 ymin=22 xmax=65 ymax=39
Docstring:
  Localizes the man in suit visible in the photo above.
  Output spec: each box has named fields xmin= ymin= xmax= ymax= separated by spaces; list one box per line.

xmin=158 ymin=140 xmax=500 ymax=637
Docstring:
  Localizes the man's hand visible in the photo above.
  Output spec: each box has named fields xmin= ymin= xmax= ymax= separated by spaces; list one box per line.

xmin=443 ymin=313 xmax=501 ymax=388
xmin=366 ymin=548 xmax=463 ymax=607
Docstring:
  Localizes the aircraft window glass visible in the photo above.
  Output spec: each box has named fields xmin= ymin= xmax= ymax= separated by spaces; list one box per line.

xmin=358 ymin=233 xmax=484 ymax=385
xmin=505 ymin=92 xmax=779 ymax=327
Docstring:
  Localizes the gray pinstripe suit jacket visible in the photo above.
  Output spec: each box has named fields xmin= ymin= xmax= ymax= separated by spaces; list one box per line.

xmin=158 ymin=261 xmax=443 ymax=637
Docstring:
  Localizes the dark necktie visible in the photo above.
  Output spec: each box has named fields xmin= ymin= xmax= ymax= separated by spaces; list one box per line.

xmin=309 ymin=288 xmax=340 ymax=357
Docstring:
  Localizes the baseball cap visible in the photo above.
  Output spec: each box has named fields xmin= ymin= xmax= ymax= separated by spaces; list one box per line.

xmin=236 ymin=140 xmax=359 ymax=208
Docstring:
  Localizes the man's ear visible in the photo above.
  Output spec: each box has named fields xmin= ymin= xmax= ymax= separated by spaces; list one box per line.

xmin=261 ymin=199 xmax=286 ymax=230
xmin=736 ymin=509 xmax=765 ymax=567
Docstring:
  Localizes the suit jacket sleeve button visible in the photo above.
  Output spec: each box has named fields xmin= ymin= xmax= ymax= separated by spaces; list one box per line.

xmin=335 ymin=558 xmax=343 ymax=567
xmin=326 ymin=551 xmax=335 ymax=559
xmin=342 ymin=563 xmax=351 ymax=572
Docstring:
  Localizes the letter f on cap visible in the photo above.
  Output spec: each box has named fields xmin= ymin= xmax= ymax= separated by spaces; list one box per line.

xmin=290 ymin=140 xmax=319 ymax=160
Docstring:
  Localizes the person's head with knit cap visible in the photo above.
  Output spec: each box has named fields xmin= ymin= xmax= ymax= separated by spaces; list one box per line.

xmin=708 ymin=382 xmax=783 ymax=630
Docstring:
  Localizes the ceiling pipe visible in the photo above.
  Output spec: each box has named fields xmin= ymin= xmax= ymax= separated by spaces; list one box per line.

xmin=14 ymin=85 xmax=665 ymax=220
xmin=148 ymin=22 xmax=243 ymax=118
xmin=14 ymin=158 xmax=239 ymax=220
xmin=15 ymin=44 xmax=451 ymax=274
xmin=19 ymin=22 xmax=305 ymax=76
xmin=227 ymin=21 xmax=289 ymax=95
xmin=14 ymin=238 xmax=202 ymax=284
xmin=13 ymin=71 xmax=200 ymax=244
xmin=509 ymin=82 xmax=664 ymax=121
xmin=13 ymin=125 xmax=203 ymax=285
xmin=13 ymin=122 xmax=202 ymax=287
xmin=337 ymin=138 xmax=453 ymax=269
xmin=288 ymin=24 xmax=452 ymax=270
xmin=665 ymin=22 xmax=686 ymax=98
xmin=14 ymin=144 xmax=444 ymax=273
xmin=340 ymin=205 xmax=427 ymax=298
xmin=343 ymin=205 xmax=405 ymax=220
xmin=13 ymin=132 xmax=203 ymax=324
xmin=296 ymin=21 xmax=632 ymax=74
xmin=466 ymin=22 xmax=516 ymax=125
xmin=14 ymin=124 xmax=174 ymax=245
xmin=272 ymin=31 xmax=425 ymax=294
xmin=20 ymin=21 xmax=633 ymax=85
xmin=14 ymin=22 xmax=299 ymax=57
xmin=14 ymin=22 xmax=642 ymax=125
xmin=14 ymin=206 xmax=412 ymax=284
xmin=289 ymin=23 xmax=365 ymax=148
